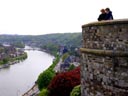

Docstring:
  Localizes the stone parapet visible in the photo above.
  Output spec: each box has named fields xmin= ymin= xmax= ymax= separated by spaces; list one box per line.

xmin=81 ymin=19 xmax=128 ymax=96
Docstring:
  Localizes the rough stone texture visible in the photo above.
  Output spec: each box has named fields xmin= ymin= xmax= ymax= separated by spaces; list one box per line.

xmin=81 ymin=19 xmax=128 ymax=96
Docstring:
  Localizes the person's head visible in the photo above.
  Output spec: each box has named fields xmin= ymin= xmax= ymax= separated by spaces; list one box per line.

xmin=105 ymin=8 xmax=110 ymax=13
xmin=100 ymin=9 xmax=105 ymax=14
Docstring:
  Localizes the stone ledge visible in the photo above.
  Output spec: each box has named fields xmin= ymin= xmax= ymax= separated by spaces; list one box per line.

xmin=82 ymin=19 xmax=128 ymax=28
xmin=80 ymin=48 xmax=128 ymax=57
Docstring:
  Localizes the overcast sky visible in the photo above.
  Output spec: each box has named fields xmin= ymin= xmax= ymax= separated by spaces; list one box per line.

xmin=0 ymin=0 xmax=127 ymax=35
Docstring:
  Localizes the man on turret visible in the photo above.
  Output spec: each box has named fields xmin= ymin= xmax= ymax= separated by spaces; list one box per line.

xmin=105 ymin=8 xmax=113 ymax=20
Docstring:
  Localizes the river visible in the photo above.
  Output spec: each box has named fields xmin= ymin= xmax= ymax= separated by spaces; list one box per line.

xmin=0 ymin=49 xmax=54 ymax=96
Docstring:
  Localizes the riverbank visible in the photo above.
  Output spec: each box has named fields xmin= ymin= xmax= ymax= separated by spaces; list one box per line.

xmin=0 ymin=52 xmax=27 ymax=69
xmin=0 ymin=60 xmax=20 ymax=69
xmin=0 ymin=50 xmax=54 ymax=96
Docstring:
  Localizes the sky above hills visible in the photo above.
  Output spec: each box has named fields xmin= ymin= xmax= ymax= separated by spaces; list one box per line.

xmin=0 ymin=0 xmax=127 ymax=35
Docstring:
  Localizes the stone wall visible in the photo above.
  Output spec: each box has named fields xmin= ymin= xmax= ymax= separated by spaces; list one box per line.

xmin=81 ymin=19 xmax=128 ymax=96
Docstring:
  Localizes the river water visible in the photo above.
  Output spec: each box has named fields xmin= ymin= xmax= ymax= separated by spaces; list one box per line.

xmin=0 ymin=49 xmax=54 ymax=96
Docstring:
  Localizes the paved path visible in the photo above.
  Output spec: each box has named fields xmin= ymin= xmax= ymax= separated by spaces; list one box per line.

xmin=22 ymin=84 xmax=39 ymax=96
xmin=54 ymin=58 xmax=62 ymax=72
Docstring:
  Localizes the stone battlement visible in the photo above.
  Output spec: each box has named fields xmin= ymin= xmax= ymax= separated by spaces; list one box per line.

xmin=81 ymin=19 xmax=128 ymax=96
xmin=82 ymin=19 xmax=128 ymax=27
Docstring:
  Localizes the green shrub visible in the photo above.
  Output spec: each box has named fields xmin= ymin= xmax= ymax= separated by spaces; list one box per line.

xmin=70 ymin=85 xmax=81 ymax=96
xmin=2 ymin=58 xmax=9 ymax=64
xmin=62 ymin=53 xmax=69 ymax=62
xmin=68 ymin=64 xmax=75 ymax=71
xmin=39 ymin=88 xmax=49 ymax=96
xmin=37 ymin=70 xmax=55 ymax=90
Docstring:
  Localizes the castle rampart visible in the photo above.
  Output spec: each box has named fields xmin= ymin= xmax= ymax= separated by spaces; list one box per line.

xmin=81 ymin=19 xmax=128 ymax=96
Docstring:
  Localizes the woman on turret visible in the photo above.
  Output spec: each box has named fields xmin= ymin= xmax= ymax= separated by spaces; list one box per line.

xmin=98 ymin=9 xmax=107 ymax=21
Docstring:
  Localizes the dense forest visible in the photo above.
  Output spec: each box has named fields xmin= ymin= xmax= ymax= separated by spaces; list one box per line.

xmin=0 ymin=33 xmax=82 ymax=55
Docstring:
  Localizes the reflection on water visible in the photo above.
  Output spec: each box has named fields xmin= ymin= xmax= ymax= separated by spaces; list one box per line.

xmin=0 ymin=50 xmax=54 ymax=96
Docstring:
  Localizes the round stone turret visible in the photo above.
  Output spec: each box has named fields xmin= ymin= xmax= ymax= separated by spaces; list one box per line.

xmin=81 ymin=19 xmax=128 ymax=96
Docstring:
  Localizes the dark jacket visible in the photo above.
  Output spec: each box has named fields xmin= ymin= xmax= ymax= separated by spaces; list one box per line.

xmin=105 ymin=11 xmax=113 ymax=20
xmin=98 ymin=13 xmax=107 ymax=21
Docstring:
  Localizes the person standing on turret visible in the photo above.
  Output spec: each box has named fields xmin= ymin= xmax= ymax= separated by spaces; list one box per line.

xmin=98 ymin=9 xmax=107 ymax=21
xmin=105 ymin=8 xmax=113 ymax=20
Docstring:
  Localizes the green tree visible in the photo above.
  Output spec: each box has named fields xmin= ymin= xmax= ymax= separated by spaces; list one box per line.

xmin=70 ymin=85 xmax=81 ymax=96
xmin=11 ymin=41 xmax=25 ymax=48
xmin=68 ymin=64 xmax=75 ymax=71
xmin=39 ymin=88 xmax=49 ymax=96
xmin=62 ymin=53 xmax=69 ymax=62
xmin=37 ymin=70 xmax=55 ymax=90
xmin=2 ymin=58 xmax=9 ymax=64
